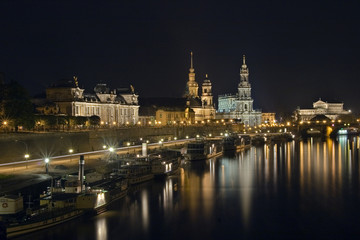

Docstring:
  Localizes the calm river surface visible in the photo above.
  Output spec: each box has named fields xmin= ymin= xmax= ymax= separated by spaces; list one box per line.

xmin=15 ymin=136 xmax=360 ymax=240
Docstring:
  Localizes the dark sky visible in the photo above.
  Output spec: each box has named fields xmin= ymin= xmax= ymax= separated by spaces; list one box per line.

xmin=1 ymin=0 xmax=359 ymax=113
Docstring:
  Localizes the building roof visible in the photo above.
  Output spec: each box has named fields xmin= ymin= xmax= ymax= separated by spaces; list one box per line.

xmin=139 ymin=97 xmax=188 ymax=116
xmin=94 ymin=83 xmax=110 ymax=94
xmin=310 ymin=114 xmax=331 ymax=121
xmin=187 ymin=97 xmax=202 ymax=107
xmin=157 ymin=107 xmax=194 ymax=112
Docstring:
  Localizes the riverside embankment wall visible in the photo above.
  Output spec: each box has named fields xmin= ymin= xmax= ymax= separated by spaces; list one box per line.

xmin=0 ymin=125 xmax=242 ymax=163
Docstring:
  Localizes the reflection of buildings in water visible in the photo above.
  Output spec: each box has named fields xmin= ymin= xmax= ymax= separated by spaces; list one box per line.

xmin=95 ymin=217 xmax=107 ymax=240
xmin=180 ymin=160 xmax=214 ymax=222
xmin=237 ymin=149 xmax=255 ymax=227
xmin=162 ymin=178 xmax=175 ymax=217
xmin=126 ymin=187 xmax=150 ymax=233
xmin=295 ymin=136 xmax=360 ymax=199
xmin=141 ymin=190 xmax=149 ymax=232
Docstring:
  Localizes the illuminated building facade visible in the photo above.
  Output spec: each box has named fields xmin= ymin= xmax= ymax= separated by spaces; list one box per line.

xmin=45 ymin=77 xmax=139 ymax=125
xmin=156 ymin=107 xmax=195 ymax=125
xmin=184 ymin=52 xmax=216 ymax=121
xmin=217 ymin=55 xmax=262 ymax=126
xmin=262 ymin=113 xmax=276 ymax=124
xmin=293 ymin=99 xmax=351 ymax=121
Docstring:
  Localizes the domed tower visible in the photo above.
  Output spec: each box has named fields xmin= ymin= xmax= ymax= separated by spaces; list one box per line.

xmin=186 ymin=51 xmax=199 ymax=98
xmin=201 ymin=74 xmax=213 ymax=107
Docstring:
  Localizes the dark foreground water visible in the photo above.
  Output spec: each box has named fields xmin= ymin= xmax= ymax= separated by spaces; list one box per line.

xmin=15 ymin=136 xmax=360 ymax=240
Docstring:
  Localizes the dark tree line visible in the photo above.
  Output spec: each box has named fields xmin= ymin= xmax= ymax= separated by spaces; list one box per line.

xmin=0 ymin=80 xmax=35 ymax=131
xmin=35 ymin=115 xmax=101 ymax=130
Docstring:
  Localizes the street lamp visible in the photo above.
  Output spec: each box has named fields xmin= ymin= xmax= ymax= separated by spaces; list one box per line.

xmin=24 ymin=154 xmax=30 ymax=169
xmin=69 ymin=149 xmax=73 ymax=162
xmin=15 ymin=140 xmax=29 ymax=166
xmin=44 ymin=158 xmax=50 ymax=174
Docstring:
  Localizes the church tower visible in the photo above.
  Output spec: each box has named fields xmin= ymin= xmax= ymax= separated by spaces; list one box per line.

xmin=186 ymin=51 xmax=199 ymax=98
xmin=201 ymin=74 xmax=213 ymax=107
xmin=237 ymin=55 xmax=253 ymax=112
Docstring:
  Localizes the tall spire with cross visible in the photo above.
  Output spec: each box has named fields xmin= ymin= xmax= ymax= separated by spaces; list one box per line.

xmin=186 ymin=51 xmax=198 ymax=97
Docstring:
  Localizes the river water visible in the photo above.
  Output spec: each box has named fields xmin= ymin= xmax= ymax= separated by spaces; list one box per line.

xmin=15 ymin=136 xmax=360 ymax=240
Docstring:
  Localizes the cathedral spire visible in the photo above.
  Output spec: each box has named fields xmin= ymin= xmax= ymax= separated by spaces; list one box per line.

xmin=243 ymin=55 xmax=246 ymax=65
xmin=186 ymin=51 xmax=198 ymax=97
xmin=189 ymin=51 xmax=194 ymax=73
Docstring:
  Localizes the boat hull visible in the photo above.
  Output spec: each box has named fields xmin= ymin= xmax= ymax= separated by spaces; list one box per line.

xmin=6 ymin=209 xmax=84 ymax=238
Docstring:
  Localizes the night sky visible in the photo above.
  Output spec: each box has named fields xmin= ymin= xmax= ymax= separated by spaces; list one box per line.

xmin=1 ymin=0 xmax=359 ymax=113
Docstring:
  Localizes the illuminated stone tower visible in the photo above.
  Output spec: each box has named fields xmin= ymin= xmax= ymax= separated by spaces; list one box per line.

xmin=186 ymin=51 xmax=199 ymax=98
xmin=201 ymin=74 xmax=213 ymax=107
xmin=201 ymin=74 xmax=216 ymax=119
xmin=237 ymin=55 xmax=253 ymax=112
xmin=217 ymin=55 xmax=262 ymax=126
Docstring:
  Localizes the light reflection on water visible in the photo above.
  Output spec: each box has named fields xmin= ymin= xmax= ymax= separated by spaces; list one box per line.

xmin=15 ymin=136 xmax=360 ymax=240
xmin=95 ymin=217 xmax=107 ymax=240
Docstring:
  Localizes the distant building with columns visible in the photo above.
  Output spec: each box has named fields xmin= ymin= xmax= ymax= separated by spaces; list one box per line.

xmin=41 ymin=77 xmax=139 ymax=125
xmin=217 ymin=55 xmax=262 ymax=126
xmin=293 ymin=99 xmax=351 ymax=121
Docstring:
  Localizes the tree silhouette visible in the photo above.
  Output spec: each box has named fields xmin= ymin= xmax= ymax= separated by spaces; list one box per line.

xmin=2 ymin=80 xmax=34 ymax=131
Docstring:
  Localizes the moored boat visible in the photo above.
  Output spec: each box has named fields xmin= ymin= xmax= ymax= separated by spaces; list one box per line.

xmin=149 ymin=150 xmax=181 ymax=177
xmin=76 ymin=176 xmax=128 ymax=214
xmin=184 ymin=138 xmax=223 ymax=161
xmin=3 ymin=192 xmax=85 ymax=239
xmin=117 ymin=163 xmax=154 ymax=185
